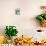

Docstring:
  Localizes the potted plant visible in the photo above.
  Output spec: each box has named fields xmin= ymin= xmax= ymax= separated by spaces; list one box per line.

xmin=36 ymin=6 xmax=46 ymax=27
xmin=36 ymin=14 xmax=46 ymax=27
xmin=5 ymin=26 xmax=18 ymax=43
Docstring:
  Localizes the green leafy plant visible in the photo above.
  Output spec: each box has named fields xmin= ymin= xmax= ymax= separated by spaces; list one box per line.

xmin=36 ymin=14 xmax=46 ymax=21
xmin=5 ymin=26 xmax=18 ymax=39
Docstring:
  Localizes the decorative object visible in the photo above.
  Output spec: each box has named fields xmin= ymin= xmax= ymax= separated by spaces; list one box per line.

xmin=36 ymin=6 xmax=46 ymax=27
xmin=5 ymin=26 xmax=18 ymax=44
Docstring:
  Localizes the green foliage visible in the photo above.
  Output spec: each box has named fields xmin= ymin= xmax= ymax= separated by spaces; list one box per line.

xmin=44 ymin=15 xmax=46 ymax=20
xmin=36 ymin=15 xmax=44 ymax=21
xmin=5 ymin=26 xmax=18 ymax=38
xmin=36 ymin=14 xmax=46 ymax=21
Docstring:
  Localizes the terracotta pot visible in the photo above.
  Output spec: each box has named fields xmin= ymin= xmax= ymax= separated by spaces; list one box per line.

xmin=40 ymin=20 xmax=46 ymax=27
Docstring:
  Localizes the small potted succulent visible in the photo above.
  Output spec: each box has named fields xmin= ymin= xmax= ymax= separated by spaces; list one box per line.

xmin=5 ymin=26 xmax=18 ymax=44
xmin=36 ymin=6 xmax=46 ymax=27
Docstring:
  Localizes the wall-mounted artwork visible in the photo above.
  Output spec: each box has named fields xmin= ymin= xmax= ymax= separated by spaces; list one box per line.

xmin=15 ymin=8 xmax=20 ymax=15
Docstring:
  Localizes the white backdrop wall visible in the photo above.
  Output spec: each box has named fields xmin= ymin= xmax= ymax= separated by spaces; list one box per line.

xmin=0 ymin=0 xmax=46 ymax=38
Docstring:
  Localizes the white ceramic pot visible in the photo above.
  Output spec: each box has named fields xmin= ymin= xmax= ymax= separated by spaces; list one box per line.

xmin=11 ymin=36 xmax=17 ymax=44
xmin=7 ymin=39 xmax=11 ymax=44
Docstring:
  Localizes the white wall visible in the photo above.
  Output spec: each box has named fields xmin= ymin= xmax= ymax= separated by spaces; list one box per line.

xmin=0 ymin=0 xmax=46 ymax=38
